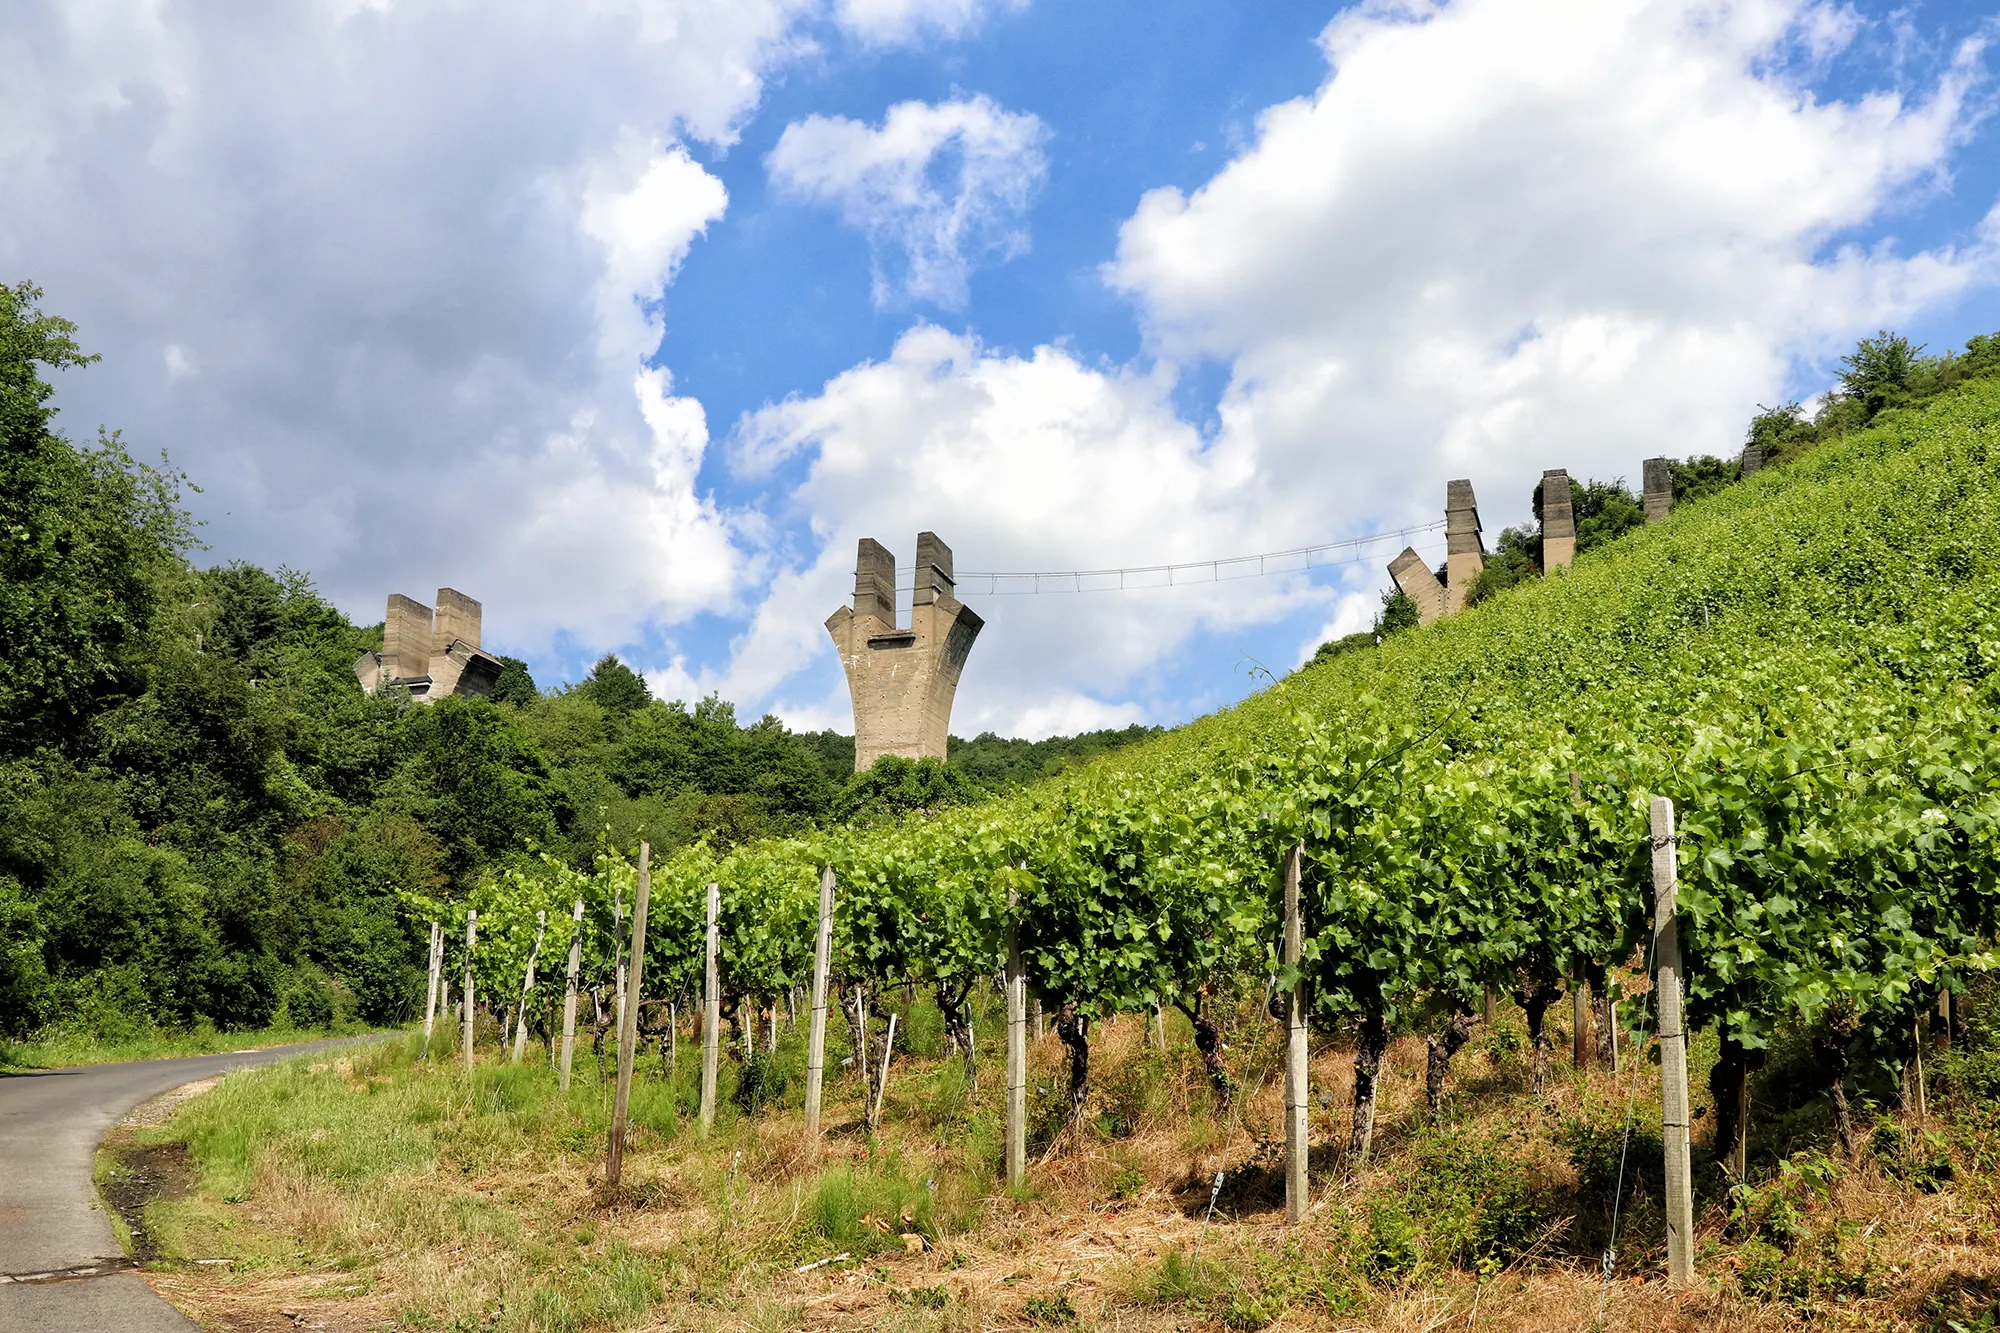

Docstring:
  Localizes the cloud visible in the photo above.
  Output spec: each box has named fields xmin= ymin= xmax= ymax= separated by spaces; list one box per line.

xmin=726 ymin=323 xmax=1346 ymax=730
xmin=1082 ymin=0 xmax=1999 ymax=588
xmin=0 ymin=0 xmax=820 ymax=656
xmin=723 ymin=0 xmax=1997 ymax=734
xmin=832 ymin=0 xmax=1027 ymax=48
xmin=768 ymin=95 xmax=1048 ymax=307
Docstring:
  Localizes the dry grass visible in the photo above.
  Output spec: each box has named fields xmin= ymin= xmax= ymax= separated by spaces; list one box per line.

xmin=121 ymin=1000 xmax=2000 ymax=1333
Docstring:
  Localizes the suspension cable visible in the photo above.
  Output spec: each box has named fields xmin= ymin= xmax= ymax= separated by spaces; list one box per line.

xmin=886 ymin=522 xmax=1447 ymax=597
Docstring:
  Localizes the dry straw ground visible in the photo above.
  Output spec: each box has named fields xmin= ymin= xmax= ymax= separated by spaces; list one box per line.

xmin=109 ymin=992 xmax=2000 ymax=1333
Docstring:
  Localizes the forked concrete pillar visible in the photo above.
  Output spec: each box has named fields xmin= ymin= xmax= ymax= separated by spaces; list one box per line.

xmin=1444 ymin=479 xmax=1484 ymax=614
xmin=1540 ymin=469 xmax=1575 ymax=570
xmin=1643 ymin=457 xmax=1674 ymax=523
xmin=385 ymin=594 xmax=434 ymax=682
xmin=826 ymin=532 xmax=983 ymax=771
xmin=1388 ymin=547 xmax=1447 ymax=625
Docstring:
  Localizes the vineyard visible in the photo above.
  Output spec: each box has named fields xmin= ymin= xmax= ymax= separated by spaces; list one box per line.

xmin=444 ymin=368 xmax=2000 ymax=1182
xmin=140 ymin=369 xmax=2000 ymax=1332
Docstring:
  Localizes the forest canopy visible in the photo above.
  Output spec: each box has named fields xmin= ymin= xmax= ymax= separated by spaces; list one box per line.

xmin=0 ymin=286 xmax=1153 ymax=1040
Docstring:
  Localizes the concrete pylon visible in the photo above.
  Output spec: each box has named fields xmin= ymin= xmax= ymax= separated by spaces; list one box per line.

xmin=1643 ymin=457 xmax=1674 ymax=523
xmin=1739 ymin=444 xmax=1768 ymax=477
xmin=1540 ymin=469 xmax=1575 ymax=570
xmin=1388 ymin=547 xmax=1447 ymax=625
xmin=825 ymin=533 xmax=983 ymax=771
xmin=1444 ymin=479 xmax=1484 ymax=614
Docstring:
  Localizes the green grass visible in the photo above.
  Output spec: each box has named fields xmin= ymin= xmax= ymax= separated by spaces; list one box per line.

xmin=0 ymin=1019 xmax=375 ymax=1073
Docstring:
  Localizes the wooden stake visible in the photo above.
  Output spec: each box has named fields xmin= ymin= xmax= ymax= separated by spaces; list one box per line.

xmin=768 ymin=995 xmax=778 ymax=1050
xmin=606 ymin=843 xmax=651 ymax=1192
xmin=1005 ymin=887 xmax=1027 ymax=1191
xmin=1652 ymin=797 xmax=1695 ymax=1289
xmin=699 ymin=881 xmax=721 ymax=1135
xmin=804 ymin=867 xmax=835 ymax=1143
xmin=670 ymin=1001 xmax=679 ymax=1071
xmin=1032 ymin=995 xmax=1044 ymax=1043
xmin=868 ymin=1013 xmax=899 ymax=1130
xmin=512 ymin=910 xmax=547 ymax=1064
xmin=559 ymin=898 xmax=584 ymax=1091
xmin=855 ymin=986 xmax=870 ymax=1092
xmin=422 ymin=921 xmax=442 ymax=1059
xmin=462 ymin=910 xmax=477 ymax=1071
xmin=1283 ymin=843 xmax=1309 ymax=1225
xmin=1484 ymin=987 xmax=1496 ymax=1025
xmin=1913 ymin=1021 xmax=1927 ymax=1120
xmin=1572 ymin=970 xmax=1592 ymax=1069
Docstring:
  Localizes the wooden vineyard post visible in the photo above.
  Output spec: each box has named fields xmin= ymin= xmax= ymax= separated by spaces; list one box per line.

xmin=558 ymin=898 xmax=584 ymax=1091
xmin=699 ymin=881 xmax=721 ymax=1136
xmin=606 ymin=843 xmax=651 ymax=1192
xmin=854 ymin=987 xmax=870 ymax=1093
xmin=462 ymin=910 xmax=478 ymax=1071
xmin=768 ymin=997 xmax=778 ymax=1051
xmin=804 ymin=867 xmax=835 ymax=1144
xmin=1573 ymin=971 xmax=1593 ymax=1069
xmin=868 ymin=1013 xmax=899 ymax=1130
xmin=1651 ymin=797 xmax=1696 ymax=1288
xmin=1283 ymin=844 xmax=1309 ymax=1224
xmin=1032 ymin=996 xmax=1044 ymax=1043
xmin=512 ymin=910 xmax=547 ymax=1064
xmin=669 ymin=1001 xmax=679 ymax=1071
xmin=422 ymin=922 xmax=442 ymax=1059
xmin=1005 ymin=886 xmax=1027 ymax=1191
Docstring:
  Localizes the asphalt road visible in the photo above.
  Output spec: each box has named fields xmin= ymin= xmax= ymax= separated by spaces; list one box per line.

xmin=0 ymin=1039 xmax=367 ymax=1332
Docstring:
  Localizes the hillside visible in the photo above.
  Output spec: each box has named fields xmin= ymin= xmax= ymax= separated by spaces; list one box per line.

xmin=106 ymin=362 xmax=2000 ymax=1333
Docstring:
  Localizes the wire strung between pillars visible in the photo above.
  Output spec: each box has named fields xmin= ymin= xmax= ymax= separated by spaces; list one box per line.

xmin=884 ymin=522 xmax=1449 ymax=597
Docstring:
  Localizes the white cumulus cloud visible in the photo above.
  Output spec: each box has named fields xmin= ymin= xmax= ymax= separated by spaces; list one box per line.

xmin=723 ymin=0 xmax=1999 ymax=735
xmin=768 ymin=95 xmax=1048 ymax=308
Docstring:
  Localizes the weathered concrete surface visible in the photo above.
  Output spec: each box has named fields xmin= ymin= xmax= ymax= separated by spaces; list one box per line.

xmin=1644 ymin=456 xmax=1675 ymax=523
xmin=1388 ymin=546 xmax=1448 ymax=625
xmin=1540 ymin=469 xmax=1575 ymax=570
xmin=1740 ymin=444 xmax=1768 ymax=477
xmin=1444 ymin=479 xmax=1484 ymax=614
xmin=0 ymin=1039 xmax=367 ymax=1333
xmin=826 ymin=533 xmax=983 ymax=771
xmin=356 ymin=588 xmax=502 ymax=702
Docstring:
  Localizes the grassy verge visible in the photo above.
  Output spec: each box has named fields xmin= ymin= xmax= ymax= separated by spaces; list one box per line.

xmin=125 ymin=989 xmax=2000 ymax=1333
xmin=0 ymin=1020 xmax=375 ymax=1073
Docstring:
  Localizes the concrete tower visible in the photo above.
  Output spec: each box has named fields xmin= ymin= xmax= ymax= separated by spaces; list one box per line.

xmin=355 ymin=588 xmax=503 ymax=701
xmin=1643 ymin=457 xmax=1675 ymax=523
xmin=825 ymin=533 xmax=983 ymax=772
xmin=1540 ymin=469 xmax=1576 ymax=570
xmin=1388 ymin=547 xmax=1448 ymax=625
xmin=1443 ymin=479 xmax=1484 ymax=614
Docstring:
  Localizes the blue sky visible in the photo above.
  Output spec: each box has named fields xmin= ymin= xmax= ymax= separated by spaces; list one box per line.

xmin=7 ymin=0 xmax=2000 ymax=738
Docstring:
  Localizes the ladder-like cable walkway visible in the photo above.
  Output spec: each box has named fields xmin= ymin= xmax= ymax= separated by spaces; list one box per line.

xmin=892 ymin=520 xmax=1445 ymax=597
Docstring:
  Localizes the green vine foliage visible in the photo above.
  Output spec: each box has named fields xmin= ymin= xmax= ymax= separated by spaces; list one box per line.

xmin=461 ymin=375 xmax=2000 ymax=1116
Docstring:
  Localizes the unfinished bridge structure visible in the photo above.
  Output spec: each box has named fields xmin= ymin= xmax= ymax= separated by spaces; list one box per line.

xmin=825 ymin=532 xmax=983 ymax=772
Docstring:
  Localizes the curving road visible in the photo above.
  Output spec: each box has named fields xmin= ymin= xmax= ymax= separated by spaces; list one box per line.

xmin=0 ymin=1039 xmax=366 ymax=1332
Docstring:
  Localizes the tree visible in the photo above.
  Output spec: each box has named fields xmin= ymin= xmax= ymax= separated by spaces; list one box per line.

xmin=835 ymin=755 xmax=987 ymax=825
xmin=0 ymin=282 xmax=191 ymax=760
xmin=1839 ymin=330 xmax=1926 ymax=421
xmin=490 ymin=655 xmax=539 ymax=706
xmin=581 ymin=654 xmax=650 ymax=712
